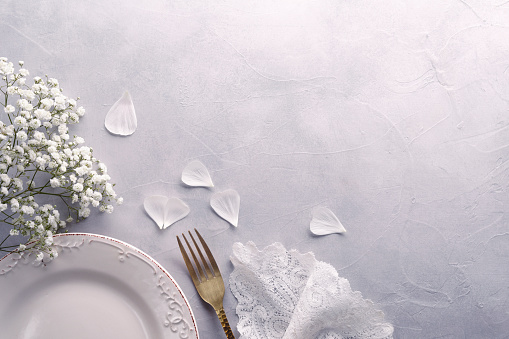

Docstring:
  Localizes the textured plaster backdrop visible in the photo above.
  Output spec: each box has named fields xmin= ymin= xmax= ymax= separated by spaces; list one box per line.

xmin=1 ymin=1 xmax=509 ymax=338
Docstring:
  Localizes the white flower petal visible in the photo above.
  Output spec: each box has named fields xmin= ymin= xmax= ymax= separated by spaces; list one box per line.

xmin=104 ymin=91 xmax=137 ymax=136
xmin=163 ymin=197 xmax=190 ymax=229
xmin=210 ymin=189 xmax=240 ymax=227
xmin=310 ymin=206 xmax=346 ymax=235
xmin=182 ymin=160 xmax=214 ymax=187
xmin=144 ymin=196 xmax=190 ymax=229
xmin=144 ymin=195 xmax=168 ymax=229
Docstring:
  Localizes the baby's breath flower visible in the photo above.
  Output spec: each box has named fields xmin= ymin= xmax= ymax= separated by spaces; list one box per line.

xmin=17 ymin=99 xmax=33 ymax=111
xmin=20 ymin=205 xmax=34 ymax=215
xmin=10 ymin=198 xmax=19 ymax=211
xmin=0 ymin=57 xmax=121 ymax=259
xmin=16 ymin=130 xmax=28 ymax=141
xmin=34 ymin=108 xmax=51 ymax=121
xmin=4 ymin=105 xmax=15 ymax=113
xmin=40 ymin=98 xmax=54 ymax=109
xmin=98 ymin=162 xmax=107 ymax=173
xmin=0 ymin=174 xmax=11 ymax=186
xmin=29 ymin=118 xmax=41 ymax=129
xmin=72 ymin=183 xmax=83 ymax=192
xmin=13 ymin=178 xmax=23 ymax=190
xmin=19 ymin=68 xmax=29 ymax=77
xmin=74 ymin=136 xmax=84 ymax=144
xmin=49 ymin=177 xmax=61 ymax=188
xmin=48 ymin=78 xmax=59 ymax=87
xmin=0 ymin=59 xmax=14 ymax=75
xmin=69 ymin=113 xmax=79 ymax=122
xmin=79 ymin=207 xmax=90 ymax=218
xmin=14 ymin=116 xmax=26 ymax=127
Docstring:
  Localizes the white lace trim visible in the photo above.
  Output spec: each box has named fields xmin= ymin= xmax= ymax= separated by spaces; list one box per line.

xmin=229 ymin=242 xmax=394 ymax=339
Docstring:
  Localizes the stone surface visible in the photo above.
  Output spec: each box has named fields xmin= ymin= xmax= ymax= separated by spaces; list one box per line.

xmin=1 ymin=1 xmax=508 ymax=337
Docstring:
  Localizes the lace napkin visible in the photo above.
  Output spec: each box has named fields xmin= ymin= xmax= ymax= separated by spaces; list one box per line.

xmin=229 ymin=242 xmax=394 ymax=339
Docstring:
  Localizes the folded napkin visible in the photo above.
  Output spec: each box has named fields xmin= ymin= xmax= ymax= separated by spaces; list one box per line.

xmin=229 ymin=242 xmax=394 ymax=339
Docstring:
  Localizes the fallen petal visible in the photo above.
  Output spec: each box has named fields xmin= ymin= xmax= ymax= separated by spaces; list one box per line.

xmin=310 ymin=206 xmax=346 ymax=235
xmin=210 ymin=189 xmax=240 ymax=227
xmin=105 ymin=91 xmax=137 ymax=136
xmin=144 ymin=196 xmax=190 ymax=229
xmin=163 ymin=197 xmax=190 ymax=229
xmin=144 ymin=195 xmax=168 ymax=229
xmin=181 ymin=160 xmax=214 ymax=187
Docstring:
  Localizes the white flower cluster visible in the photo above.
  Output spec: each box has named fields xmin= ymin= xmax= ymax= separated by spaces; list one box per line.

xmin=0 ymin=57 xmax=122 ymax=260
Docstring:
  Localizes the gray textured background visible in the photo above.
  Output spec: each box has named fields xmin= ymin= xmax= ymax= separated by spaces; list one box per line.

xmin=1 ymin=0 xmax=509 ymax=338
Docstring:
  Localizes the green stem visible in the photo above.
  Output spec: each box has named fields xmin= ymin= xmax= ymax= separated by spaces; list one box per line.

xmin=0 ymin=234 xmax=11 ymax=247
xmin=1 ymin=211 xmax=17 ymax=221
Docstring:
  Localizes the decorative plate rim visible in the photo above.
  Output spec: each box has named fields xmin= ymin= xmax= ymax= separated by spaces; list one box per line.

xmin=0 ymin=232 xmax=199 ymax=338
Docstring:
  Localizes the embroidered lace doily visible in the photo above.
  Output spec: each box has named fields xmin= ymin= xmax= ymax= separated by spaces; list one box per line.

xmin=229 ymin=242 xmax=394 ymax=339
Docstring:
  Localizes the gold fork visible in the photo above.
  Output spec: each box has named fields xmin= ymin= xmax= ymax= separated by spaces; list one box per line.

xmin=177 ymin=228 xmax=235 ymax=339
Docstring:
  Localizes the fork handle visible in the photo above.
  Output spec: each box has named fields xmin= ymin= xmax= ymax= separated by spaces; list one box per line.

xmin=216 ymin=307 xmax=235 ymax=339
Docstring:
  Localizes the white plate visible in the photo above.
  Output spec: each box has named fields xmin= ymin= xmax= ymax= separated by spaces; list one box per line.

xmin=0 ymin=233 xmax=199 ymax=339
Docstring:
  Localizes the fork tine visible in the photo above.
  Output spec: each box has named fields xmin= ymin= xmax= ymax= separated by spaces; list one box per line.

xmin=194 ymin=228 xmax=221 ymax=277
xmin=179 ymin=229 xmax=235 ymax=338
xmin=182 ymin=233 xmax=207 ymax=281
xmin=189 ymin=231 xmax=213 ymax=278
xmin=177 ymin=235 xmax=200 ymax=285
